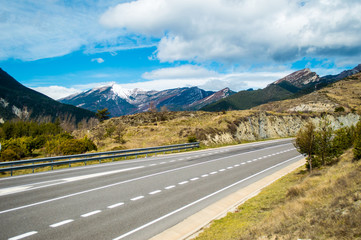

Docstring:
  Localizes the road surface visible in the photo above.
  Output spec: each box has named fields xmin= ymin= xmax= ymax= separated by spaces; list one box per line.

xmin=0 ymin=139 xmax=303 ymax=240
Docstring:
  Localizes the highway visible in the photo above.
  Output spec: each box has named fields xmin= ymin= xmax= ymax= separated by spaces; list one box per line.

xmin=0 ymin=139 xmax=303 ymax=240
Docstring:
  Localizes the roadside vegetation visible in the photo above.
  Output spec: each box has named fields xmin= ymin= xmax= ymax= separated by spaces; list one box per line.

xmin=0 ymin=120 xmax=96 ymax=161
xmin=194 ymin=119 xmax=361 ymax=240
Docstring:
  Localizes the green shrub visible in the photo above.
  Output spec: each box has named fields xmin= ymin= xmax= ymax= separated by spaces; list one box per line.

xmin=354 ymin=121 xmax=361 ymax=160
xmin=187 ymin=135 xmax=197 ymax=143
xmin=354 ymin=137 xmax=361 ymax=160
xmin=0 ymin=148 xmax=19 ymax=161
xmin=334 ymin=106 xmax=345 ymax=112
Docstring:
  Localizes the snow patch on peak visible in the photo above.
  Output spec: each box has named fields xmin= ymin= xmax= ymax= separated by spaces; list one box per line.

xmin=111 ymin=84 xmax=134 ymax=100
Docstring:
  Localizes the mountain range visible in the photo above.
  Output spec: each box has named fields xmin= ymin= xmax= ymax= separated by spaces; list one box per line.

xmin=1 ymin=64 xmax=360 ymax=123
xmin=0 ymin=68 xmax=95 ymax=124
xmin=201 ymin=64 xmax=361 ymax=112
xmin=60 ymin=85 xmax=235 ymax=117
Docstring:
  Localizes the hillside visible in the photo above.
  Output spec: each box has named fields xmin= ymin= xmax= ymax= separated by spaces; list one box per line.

xmin=202 ymin=64 xmax=361 ymax=112
xmin=254 ymin=72 xmax=361 ymax=113
xmin=0 ymin=68 xmax=96 ymax=124
xmin=73 ymin=109 xmax=359 ymax=152
xmin=73 ymin=72 xmax=361 ymax=152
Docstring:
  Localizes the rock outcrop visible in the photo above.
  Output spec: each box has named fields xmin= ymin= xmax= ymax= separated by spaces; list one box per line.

xmin=203 ymin=112 xmax=360 ymax=145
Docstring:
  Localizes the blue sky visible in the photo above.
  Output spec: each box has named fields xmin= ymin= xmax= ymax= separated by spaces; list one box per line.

xmin=1 ymin=0 xmax=361 ymax=99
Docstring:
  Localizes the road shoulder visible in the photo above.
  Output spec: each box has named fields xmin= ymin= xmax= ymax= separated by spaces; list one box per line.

xmin=150 ymin=158 xmax=305 ymax=240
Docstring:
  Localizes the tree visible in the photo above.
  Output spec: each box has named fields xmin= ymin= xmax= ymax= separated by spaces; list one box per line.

xmin=314 ymin=118 xmax=334 ymax=166
xmin=295 ymin=122 xmax=316 ymax=172
xmin=96 ymin=108 xmax=110 ymax=122
xmin=148 ymin=102 xmax=157 ymax=113
xmin=354 ymin=121 xmax=361 ymax=160
xmin=332 ymin=127 xmax=353 ymax=157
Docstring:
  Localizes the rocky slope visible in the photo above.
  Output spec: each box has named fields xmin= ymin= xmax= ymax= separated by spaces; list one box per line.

xmin=272 ymin=68 xmax=320 ymax=88
xmin=254 ymin=72 xmax=361 ymax=113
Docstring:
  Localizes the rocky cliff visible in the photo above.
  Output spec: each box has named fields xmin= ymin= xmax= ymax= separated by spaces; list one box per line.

xmin=202 ymin=112 xmax=360 ymax=145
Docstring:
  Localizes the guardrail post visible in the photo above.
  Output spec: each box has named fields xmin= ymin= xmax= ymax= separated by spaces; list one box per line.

xmin=51 ymin=160 xmax=53 ymax=170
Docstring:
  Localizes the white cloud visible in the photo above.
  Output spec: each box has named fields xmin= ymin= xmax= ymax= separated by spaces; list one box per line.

xmin=142 ymin=65 xmax=219 ymax=80
xmin=31 ymin=86 xmax=81 ymax=100
xmin=91 ymin=58 xmax=105 ymax=64
xmin=101 ymin=0 xmax=361 ymax=65
xmin=0 ymin=1 xmax=153 ymax=61
xmin=121 ymin=66 xmax=291 ymax=91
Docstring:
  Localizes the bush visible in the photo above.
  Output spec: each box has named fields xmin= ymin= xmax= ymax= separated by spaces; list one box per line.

xmin=354 ymin=137 xmax=361 ymax=160
xmin=59 ymin=139 xmax=88 ymax=155
xmin=334 ymin=106 xmax=345 ymax=112
xmin=45 ymin=134 xmax=97 ymax=156
xmin=354 ymin=121 xmax=361 ymax=160
xmin=0 ymin=148 xmax=19 ymax=161
xmin=187 ymin=135 xmax=197 ymax=143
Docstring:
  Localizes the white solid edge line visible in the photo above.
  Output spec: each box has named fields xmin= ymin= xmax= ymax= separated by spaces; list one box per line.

xmin=8 ymin=231 xmax=38 ymax=240
xmin=131 ymin=196 xmax=144 ymax=201
xmin=112 ymin=155 xmax=303 ymax=240
xmin=50 ymin=219 xmax=74 ymax=228
xmin=0 ymin=143 xmax=294 ymax=215
xmin=81 ymin=210 xmax=101 ymax=217
xmin=108 ymin=202 xmax=124 ymax=209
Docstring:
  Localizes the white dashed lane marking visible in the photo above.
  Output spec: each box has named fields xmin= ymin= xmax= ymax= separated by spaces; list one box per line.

xmin=50 ymin=219 xmax=74 ymax=228
xmin=149 ymin=190 xmax=161 ymax=195
xmin=178 ymin=181 xmax=189 ymax=185
xmin=9 ymin=231 xmax=38 ymax=240
xmin=131 ymin=196 xmax=145 ymax=201
xmin=81 ymin=210 xmax=101 ymax=218
xmin=108 ymin=202 xmax=124 ymax=209
xmin=165 ymin=185 xmax=175 ymax=190
xmin=190 ymin=177 xmax=199 ymax=181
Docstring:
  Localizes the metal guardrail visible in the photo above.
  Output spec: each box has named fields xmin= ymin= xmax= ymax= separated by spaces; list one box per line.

xmin=0 ymin=142 xmax=199 ymax=176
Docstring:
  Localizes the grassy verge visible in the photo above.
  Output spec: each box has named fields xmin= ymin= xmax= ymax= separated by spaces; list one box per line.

xmin=194 ymin=149 xmax=361 ymax=240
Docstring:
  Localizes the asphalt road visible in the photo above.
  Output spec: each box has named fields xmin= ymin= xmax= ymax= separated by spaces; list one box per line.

xmin=0 ymin=139 xmax=303 ymax=240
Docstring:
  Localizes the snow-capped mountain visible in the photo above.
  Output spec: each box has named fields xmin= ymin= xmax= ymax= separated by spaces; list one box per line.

xmin=59 ymin=84 xmax=235 ymax=117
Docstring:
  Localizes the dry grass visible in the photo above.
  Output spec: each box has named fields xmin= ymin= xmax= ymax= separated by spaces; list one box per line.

xmin=75 ymin=110 xmax=258 ymax=152
xmin=194 ymin=149 xmax=361 ymax=240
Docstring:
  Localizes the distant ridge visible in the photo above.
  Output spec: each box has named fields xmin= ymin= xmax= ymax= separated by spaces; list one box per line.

xmin=0 ymin=68 xmax=95 ymax=123
xmin=60 ymin=85 xmax=235 ymax=117
xmin=201 ymin=64 xmax=361 ymax=112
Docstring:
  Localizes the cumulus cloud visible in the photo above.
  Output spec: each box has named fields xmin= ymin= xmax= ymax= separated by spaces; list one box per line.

xmin=91 ymin=58 xmax=105 ymax=64
xmin=32 ymin=86 xmax=80 ymax=100
xmin=101 ymin=0 xmax=361 ymax=65
xmin=0 ymin=0 xmax=152 ymax=61
xmin=142 ymin=65 xmax=219 ymax=80
xmin=122 ymin=65 xmax=291 ymax=91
